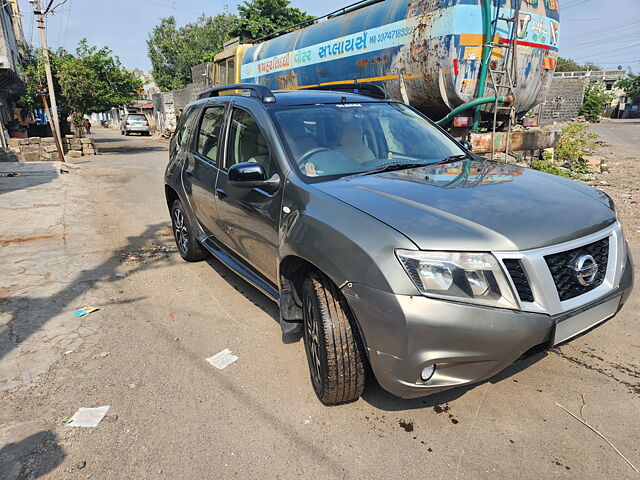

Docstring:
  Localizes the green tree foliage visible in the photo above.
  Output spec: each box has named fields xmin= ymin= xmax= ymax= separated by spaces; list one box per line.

xmin=20 ymin=39 xmax=142 ymax=123
xmin=233 ymin=0 xmax=313 ymax=41
xmin=616 ymin=72 xmax=640 ymax=103
xmin=555 ymin=57 xmax=602 ymax=73
xmin=147 ymin=13 xmax=238 ymax=91
xmin=579 ymin=80 xmax=614 ymax=122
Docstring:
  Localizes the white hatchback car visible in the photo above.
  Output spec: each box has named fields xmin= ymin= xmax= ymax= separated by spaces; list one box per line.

xmin=120 ymin=113 xmax=150 ymax=136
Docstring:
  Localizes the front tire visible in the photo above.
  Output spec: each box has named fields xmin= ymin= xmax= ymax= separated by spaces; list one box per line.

xmin=170 ymin=199 xmax=208 ymax=262
xmin=302 ymin=272 xmax=366 ymax=405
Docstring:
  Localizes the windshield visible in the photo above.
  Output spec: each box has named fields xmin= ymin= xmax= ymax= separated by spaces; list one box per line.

xmin=127 ymin=114 xmax=146 ymax=121
xmin=270 ymin=102 xmax=464 ymax=181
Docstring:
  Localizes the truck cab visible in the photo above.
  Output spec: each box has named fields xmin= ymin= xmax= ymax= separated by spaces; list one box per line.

xmin=213 ymin=38 xmax=253 ymax=87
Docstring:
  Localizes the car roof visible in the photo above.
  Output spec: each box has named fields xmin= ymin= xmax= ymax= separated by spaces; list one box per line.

xmin=191 ymin=89 xmax=384 ymax=109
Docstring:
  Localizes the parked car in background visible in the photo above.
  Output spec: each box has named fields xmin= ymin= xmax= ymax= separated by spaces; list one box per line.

xmin=164 ymin=83 xmax=633 ymax=405
xmin=120 ymin=113 xmax=150 ymax=136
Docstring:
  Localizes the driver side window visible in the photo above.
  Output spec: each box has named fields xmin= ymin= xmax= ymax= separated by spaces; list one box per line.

xmin=226 ymin=108 xmax=276 ymax=178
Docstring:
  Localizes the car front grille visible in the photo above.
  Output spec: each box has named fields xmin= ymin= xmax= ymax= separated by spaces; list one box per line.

xmin=503 ymin=259 xmax=534 ymax=302
xmin=544 ymin=237 xmax=609 ymax=301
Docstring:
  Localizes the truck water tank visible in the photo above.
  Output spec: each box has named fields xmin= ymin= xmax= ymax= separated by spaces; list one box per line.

xmin=240 ymin=0 xmax=560 ymax=120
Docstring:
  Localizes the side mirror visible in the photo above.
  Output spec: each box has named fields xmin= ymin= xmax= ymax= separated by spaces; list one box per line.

xmin=459 ymin=140 xmax=473 ymax=152
xmin=228 ymin=162 xmax=280 ymax=193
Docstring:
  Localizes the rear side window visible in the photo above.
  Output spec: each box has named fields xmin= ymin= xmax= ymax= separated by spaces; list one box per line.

xmin=196 ymin=106 xmax=226 ymax=161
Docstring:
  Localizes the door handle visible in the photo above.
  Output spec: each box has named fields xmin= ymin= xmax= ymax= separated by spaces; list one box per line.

xmin=215 ymin=188 xmax=227 ymax=199
xmin=185 ymin=169 xmax=193 ymax=176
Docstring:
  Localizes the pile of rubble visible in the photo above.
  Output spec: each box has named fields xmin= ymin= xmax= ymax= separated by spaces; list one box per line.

xmin=4 ymin=135 xmax=98 ymax=162
xmin=62 ymin=135 xmax=98 ymax=157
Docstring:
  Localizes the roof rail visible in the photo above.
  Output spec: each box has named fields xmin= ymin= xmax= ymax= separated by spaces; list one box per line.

xmin=197 ymin=84 xmax=276 ymax=103
xmin=300 ymin=82 xmax=390 ymax=100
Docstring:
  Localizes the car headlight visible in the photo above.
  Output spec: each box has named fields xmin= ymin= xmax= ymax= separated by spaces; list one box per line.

xmin=396 ymin=250 xmax=519 ymax=309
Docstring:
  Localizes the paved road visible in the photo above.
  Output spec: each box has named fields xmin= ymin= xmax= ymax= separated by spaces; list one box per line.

xmin=1 ymin=127 xmax=639 ymax=479
xmin=590 ymin=119 xmax=640 ymax=154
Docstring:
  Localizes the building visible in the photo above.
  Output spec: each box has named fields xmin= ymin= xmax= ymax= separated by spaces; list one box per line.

xmin=0 ymin=0 xmax=25 ymax=142
xmin=539 ymin=70 xmax=626 ymax=124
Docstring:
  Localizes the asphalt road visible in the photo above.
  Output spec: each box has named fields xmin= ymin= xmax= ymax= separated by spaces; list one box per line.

xmin=1 ymin=127 xmax=639 ymax=479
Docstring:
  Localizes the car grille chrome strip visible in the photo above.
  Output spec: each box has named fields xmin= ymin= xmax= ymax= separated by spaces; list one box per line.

xmin=493 ymin=223 xmax=624 ymax=316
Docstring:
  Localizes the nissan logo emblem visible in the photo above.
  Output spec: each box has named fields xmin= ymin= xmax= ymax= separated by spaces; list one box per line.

xmin=572 ymin=254 xmax=599 ymax=286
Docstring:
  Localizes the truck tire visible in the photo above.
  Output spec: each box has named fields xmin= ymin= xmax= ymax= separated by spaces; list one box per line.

xmin=170 ymin=199 xmax=208 ymax=262
xmin=302 ymin=272 xmax=366 ymax=405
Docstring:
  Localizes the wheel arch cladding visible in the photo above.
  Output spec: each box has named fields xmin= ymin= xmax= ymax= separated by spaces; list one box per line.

xmin=165 ymin=184 xmax=179 ymax=209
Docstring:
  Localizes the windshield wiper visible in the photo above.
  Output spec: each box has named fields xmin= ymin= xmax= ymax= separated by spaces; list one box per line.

xmin=343 ymin=162 xmax=427 ymax=179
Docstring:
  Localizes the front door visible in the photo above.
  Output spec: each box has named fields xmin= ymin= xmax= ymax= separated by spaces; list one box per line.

xmin=214 ymin=106 xmax=282 ymax=284
xmin=184 ymin=104 xmax=227 ymax=236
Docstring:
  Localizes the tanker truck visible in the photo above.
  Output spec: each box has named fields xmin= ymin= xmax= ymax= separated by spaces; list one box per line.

xmin=212 ymin=0 xmax=561 ymax=155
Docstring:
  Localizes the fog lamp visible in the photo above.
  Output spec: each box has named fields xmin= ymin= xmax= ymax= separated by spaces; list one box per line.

xmin=420 ymin=364 xmax=436 ymax=382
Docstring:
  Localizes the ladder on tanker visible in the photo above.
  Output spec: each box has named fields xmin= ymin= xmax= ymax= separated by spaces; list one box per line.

xmin=485 ymin=0 xmax=521 ymax=160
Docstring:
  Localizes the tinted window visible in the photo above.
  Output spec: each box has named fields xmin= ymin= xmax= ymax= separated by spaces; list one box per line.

xmin=196 ymin=106 xmax=226 ymax=161
xmin=227 ymin=59 xmax=235 ymax=84
xmin=127 ymin=114 xmax=146 ymax=121
xmin=270 ymin=102 xmax=463 ymax=180
xmin=226 ymin=109 xmax=275 ymax=177
xmin=219 ymin=62 xmax=227 ymax=86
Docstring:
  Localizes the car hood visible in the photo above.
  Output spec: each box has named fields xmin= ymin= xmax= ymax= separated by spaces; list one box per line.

xmin=313 ymin=159 xmax=616 ymax=251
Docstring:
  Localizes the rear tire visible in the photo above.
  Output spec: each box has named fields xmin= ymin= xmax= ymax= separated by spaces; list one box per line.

xmin=302 ymin=272 xmax=366 ymax=405
xmin=170 ymin=199 xmax=208 ymax=262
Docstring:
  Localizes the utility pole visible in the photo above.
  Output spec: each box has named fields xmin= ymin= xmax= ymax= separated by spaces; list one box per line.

xmin=31 ymin=0 xmax=63 ymax=154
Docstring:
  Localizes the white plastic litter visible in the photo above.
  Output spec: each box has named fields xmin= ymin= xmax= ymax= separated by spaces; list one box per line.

xmin=206 ymin=349 xmax=239 ymax=370
xmin=67 ymin=406 xmax=110 ymax=427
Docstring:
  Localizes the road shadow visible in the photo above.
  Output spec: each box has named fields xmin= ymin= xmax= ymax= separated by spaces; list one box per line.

xmin=98 ymin=145 xmax=167 ymax=155
xmin=0 ymin=429 xmax=65 ymax=479
xmin=361 ymin=351 xmax=548 ymax=411
xmin=0 ymin=223 xmax=176 ymax=363
xmin=0 ymin=168 xmax=59 ymax=196
xmin=204 ymin=255 xmax=281 ymax=324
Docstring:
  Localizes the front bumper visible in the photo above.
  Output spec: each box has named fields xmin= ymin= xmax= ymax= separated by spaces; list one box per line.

xmin=342 ymin=252 xmax=633 ymax=399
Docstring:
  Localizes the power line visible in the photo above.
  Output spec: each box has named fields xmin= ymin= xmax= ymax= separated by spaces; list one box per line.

xmin=62 ymin=0 xmax=72 ymax=46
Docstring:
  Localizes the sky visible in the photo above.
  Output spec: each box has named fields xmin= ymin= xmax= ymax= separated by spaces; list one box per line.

xmin=16 ymin=0 xmax=640 ymax=73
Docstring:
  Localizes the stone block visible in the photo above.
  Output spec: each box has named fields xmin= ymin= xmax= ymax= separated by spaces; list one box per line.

xmin=583 ymin=155 xmax=604 ymax=173
xmin=43 ymin=145 xmax=58 ymax=153
xmin=29 ymin=137 xmax=41 ymax=144
xmin=83 ymin=148 xmax=96 ymax=155
xmin=41 ymin=137 xmax=55 ymax=145
xmin=80 ymin=137 xmax=92 ymax=144
xmin=67 ymin=150 xmax=83 ymax=157
xmin=21 ymin=151 xmax=41 ymax=162
xmin=65 ymin=134 xmax=75 ymax=139
xmin=18 ymin=138 xmax=30 ymax=145
xmin=7 ymin=138 xmax=21 ymax=147
xmin=40 ymin=151 xmax=53 ymax=160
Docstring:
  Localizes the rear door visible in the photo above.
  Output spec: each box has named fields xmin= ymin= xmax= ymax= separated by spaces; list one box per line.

xmin=183 ymin=103 xmax=228 ymax=236
xmin=213 ymin=103 xmax=282 ymax=283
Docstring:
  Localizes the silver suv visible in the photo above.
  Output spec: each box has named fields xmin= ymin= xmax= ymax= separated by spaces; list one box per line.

xmin=164 ymin=83 xmax=633 ymax=405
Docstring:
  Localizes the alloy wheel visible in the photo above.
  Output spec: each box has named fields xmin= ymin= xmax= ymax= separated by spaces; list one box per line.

xmin=304 ymin=298 xmax=322 ymax=389
xmin=173 ymin=207 xmax=189 ymax=254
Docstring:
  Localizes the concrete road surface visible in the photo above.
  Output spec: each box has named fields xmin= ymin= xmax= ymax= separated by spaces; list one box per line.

xmin=1 ymin=127 xmax=639 ymax=479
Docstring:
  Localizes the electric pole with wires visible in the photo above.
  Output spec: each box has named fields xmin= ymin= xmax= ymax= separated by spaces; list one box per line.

xmin=29 ymin=0 xmax=64 ymax=160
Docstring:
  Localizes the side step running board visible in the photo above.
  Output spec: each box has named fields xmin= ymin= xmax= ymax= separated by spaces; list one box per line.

xmin=198 ymin=235 xmax=280 ymax=302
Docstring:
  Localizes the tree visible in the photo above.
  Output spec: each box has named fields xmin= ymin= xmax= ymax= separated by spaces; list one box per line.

xmin=579 ymin=80 xmax=614 ymax=122
xmin=555 ymin=57 xmax=602 ymax=73
xmin=147 ymin=13 xmax=237 ymax=91
xmin=21 ymin=39 xmax=142 ymax=126
xmin=233 ymin=0 xmax=313 ymax=41
xmin=616 ymin=72 xmax=640 ymax=103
